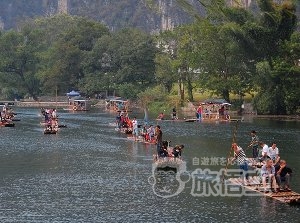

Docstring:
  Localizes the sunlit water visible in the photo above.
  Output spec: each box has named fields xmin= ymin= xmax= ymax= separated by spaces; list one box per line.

xmin=0 ymin=108 xmax=299 ymax=222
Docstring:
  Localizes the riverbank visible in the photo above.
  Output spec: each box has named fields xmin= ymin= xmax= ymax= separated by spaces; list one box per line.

xmin=15 ymin=101 xmax=69 ymax=108
xmin=1 ymin=97 xmax=102 ymax=108
xmin=250 ymin=114 xmax=300 ymax=121
xmin=3 ymin=99 xmax=299 ymax=121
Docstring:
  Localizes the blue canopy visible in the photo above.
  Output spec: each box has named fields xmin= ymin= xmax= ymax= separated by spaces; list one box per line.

xmin=67 ymin=90 xmax=80 ymax=97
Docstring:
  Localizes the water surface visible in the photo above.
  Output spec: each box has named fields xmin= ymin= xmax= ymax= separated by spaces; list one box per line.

xmin=0 ymin=108 xmax=299 ymax=222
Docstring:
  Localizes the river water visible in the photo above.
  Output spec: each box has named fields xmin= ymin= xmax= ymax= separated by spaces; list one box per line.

xmin=0 ymin=108 xmax=299 ymax=222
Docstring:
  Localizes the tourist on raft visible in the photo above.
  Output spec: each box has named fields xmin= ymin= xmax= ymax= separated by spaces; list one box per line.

xmin=115 ymin=112 xmax=121 ymax=129
xmin=231 ymin=143 xmax=249 ymax=185
xmin=132 ymin=117 xmax=138 ymax=141
xmin=261 ymin=159 xmax=277 ymax=193
xmin=258 ymin=141 xmax=269 ymax=162
xmin=267 ymin=142 xmax=280 ymax=165
xmin=173 ymin=145 xmax=184 ymax=158
xmin=275 ymin=159 xmax=292 ymax=192
xmin=196 ymin=105 xmax=202 ymax=121
xmin=157 ymin=113 xmax=164 ymax=120
xmin=160 ymin=141 xmax=169 ymax=157
xmin=146 ymin=125 xmax=155 ymax=142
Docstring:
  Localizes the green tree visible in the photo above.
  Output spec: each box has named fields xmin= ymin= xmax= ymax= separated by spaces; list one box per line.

xmin=175 ymin=24 xmax=199 ymax=102
xmin=34 ymin=15 xmax=109 ymax=95
xmin=113 ymin=28 xmax=157 ymax=89
xmin=280 ymin=33 xmax=300 ymax=114
xmin=155 ymin=52 xmax=178 ymax=93
xmin=254 ymin=32 xmax=300 ymax=115
xmin=180 ymin=18 xmax=253 ymax=103
xmin=155 ymin=31 xmax=179 ymax=94
xmin=38 ymin=40 xmax=82 ymax=95
xmin=155 ymin=28 xmax=194 ymax=104
xmin=250 ymin=0 xmax=298 ymax=114
xmin=82 ymin=28 xmax=157 ymax=98
xmin=157 ymin=0 xmax=299 ymax=114
xmin=155 ymin=1 xmax=256 ymax=103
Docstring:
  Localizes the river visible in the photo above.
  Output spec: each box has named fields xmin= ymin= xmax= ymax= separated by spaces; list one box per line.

xmin=0 ymin=108 xmax=299 ymax=222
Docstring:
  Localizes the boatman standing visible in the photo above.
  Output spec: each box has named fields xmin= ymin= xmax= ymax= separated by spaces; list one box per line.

xmin=155 ymin=125 xmax=163 ymax=157
xmin=231 ymin=143 xmax=249 ymax=185
xmin=249 ymin=130 xmax=259 ymax=158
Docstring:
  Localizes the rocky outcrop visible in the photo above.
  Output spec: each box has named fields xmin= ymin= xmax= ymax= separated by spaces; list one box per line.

xmin=0 ymin=1 xmax=298 ymax=32
xmin=0 ymin=0 xmax=199 ymax=32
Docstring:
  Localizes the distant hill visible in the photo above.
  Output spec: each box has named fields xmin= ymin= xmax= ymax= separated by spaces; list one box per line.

xmin=0 ymin=0 xmax=204 ymax=32
xmin=0 ymin=0 xmax=298 ymax=32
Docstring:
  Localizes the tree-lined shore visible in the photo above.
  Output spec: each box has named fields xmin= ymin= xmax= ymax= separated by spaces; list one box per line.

xmin=0 ymin=0 xmax=299 ymax=115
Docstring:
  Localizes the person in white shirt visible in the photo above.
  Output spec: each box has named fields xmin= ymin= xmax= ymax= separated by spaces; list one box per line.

xmin=259 ymin=142 xmax=269 ymax=162
xmin=132 ymin=117 xmax=138 ymax=140
xmin=267 ymin=142 xmax=280 ymax=164
xmin=261 ymin=159 xmax=277 ymax=193
xmin=52 ymin=109 xmax=57 ymax=119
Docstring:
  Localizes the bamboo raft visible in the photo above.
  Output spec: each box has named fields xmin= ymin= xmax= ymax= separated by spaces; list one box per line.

xmin=126 ymin=136 xmax=144 ymax=142
xmin=0 ymin=122 xmax=15 ymax=127
xmin=153 ymin=157 xmax=185 ymax=172
xmin=227 ymin=176 xmax=300 ymax=205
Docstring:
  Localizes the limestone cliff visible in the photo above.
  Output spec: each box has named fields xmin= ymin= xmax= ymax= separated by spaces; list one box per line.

xmin=0 ymin=0 xmax=298 ymax=32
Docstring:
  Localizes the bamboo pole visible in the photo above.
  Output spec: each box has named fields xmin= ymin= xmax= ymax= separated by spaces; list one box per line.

xmin=221 ymin=120 xmax=239 ymax=183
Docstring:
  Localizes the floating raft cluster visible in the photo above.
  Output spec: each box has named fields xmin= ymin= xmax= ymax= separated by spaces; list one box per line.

xmin=228 ymin=176 xmax=300 ymax=205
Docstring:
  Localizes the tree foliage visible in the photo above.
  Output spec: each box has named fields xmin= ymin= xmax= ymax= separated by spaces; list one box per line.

xmin=80 ymin=28 xmax=157 ymax=98
xmin=154 ymin=0 xmax=299 ymax=114
xmin=0 ymin=29 xmax=44 ymax=99
xmin=250 ymin=0 xmax=299 ymax=114
xmin=0 ymin=2 xmax=299 ymax=115
xmin=0 ymin=14 xmax=156 ymax=100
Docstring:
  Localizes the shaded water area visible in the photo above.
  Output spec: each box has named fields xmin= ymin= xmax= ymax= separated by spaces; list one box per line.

xmin=0 ymin=108 xmax=299 ymax=222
